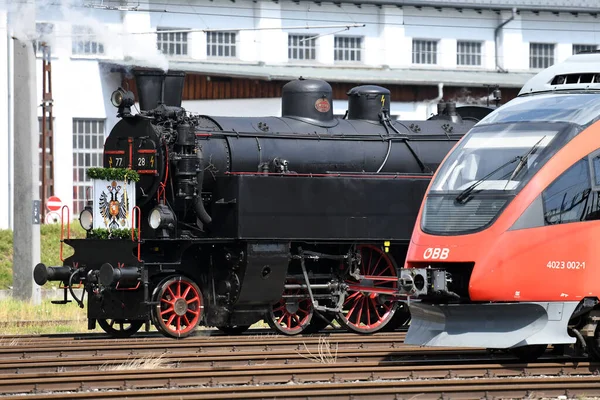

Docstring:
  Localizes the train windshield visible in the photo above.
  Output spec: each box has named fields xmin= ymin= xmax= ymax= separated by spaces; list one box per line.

xmin=477 ymin=93 xmax=600 ymax=126
xmin=430 ymin=122 xmax=572 ymax=194
xmin=430 ymin=92 xmax=600 ymax=195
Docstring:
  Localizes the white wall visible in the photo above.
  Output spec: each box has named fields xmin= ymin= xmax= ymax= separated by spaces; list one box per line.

xmin=2 ymin=1 xmax=600 ymax=228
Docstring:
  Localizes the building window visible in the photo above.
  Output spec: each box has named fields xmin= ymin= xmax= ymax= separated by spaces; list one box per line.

xmin=334 ymin=36 xmax=362 ymax=62
xmin=72 ymin=119 xmax=105 ymax=214
xmin=412 ymin=39 xmax=437 ymax=65
xmin=288 ymin=34 xmax=316 ymax=61
xmin=72 ymin=25 xmax=104 ymax=56
xmin=157 ymin=28 xmax=189 ymax=57
xmin=573 ymin=44 xmax=598 ymax=55
xmin=457 ymin=41 xmax=482 ymax=66
xmin=35 ymin=23 xmax=54 ymax=55
xmin=206 ymin=31 xmax=236 ymax=58
xmin=530 ymin=43 xmax=554 ymax=69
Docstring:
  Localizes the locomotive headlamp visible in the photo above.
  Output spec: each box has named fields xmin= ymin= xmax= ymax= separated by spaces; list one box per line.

xmin=111 ymin=89 xmax=124 ymax=107
xmin=110 ymin=88 xmax=135 ymax=117
xmin=79 ymin=207 xmax=93 ymax=231
xmin=148 ymin=204 xmax=176 ymax=237
xmin=110 ymin=88 xmax=134 ymax=107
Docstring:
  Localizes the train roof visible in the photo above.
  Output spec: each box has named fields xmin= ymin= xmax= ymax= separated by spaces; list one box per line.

xmin=519 ymin=52 xmax=600 ymax=96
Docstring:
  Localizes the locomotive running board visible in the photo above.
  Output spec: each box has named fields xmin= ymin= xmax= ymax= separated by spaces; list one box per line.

xmin=404 ymin=301 xmax=579 ymax=349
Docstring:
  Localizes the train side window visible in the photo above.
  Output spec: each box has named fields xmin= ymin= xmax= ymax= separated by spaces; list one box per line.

xmin=542 ymin=158 xmax=591 ymax=225
xmin=586 ymin=152 xmax=600 ymax=221
xmin=591 ymin=153 xmax=600 ymax=188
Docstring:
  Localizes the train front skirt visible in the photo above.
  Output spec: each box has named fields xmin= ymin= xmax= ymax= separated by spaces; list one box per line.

xmin=403 ymin=301 xmax=578 ymax=349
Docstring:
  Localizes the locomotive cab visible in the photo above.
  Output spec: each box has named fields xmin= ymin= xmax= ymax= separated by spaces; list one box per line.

xmin=400 ymin=52 xmax=600 ymax=361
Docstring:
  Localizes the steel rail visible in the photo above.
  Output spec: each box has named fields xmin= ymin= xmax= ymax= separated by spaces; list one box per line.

xmin=0 ymin=333 xmax=412 ymax=359
xmin=8 ymin=375 xmax=600 ymax=399
xmin=0 ymin=347 xmax=496 ymax=374
xmin=0 ymin=328 xmax=404 ymax=341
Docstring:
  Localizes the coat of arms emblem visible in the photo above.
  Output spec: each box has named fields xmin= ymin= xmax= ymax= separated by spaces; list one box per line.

xmin=98 ymin=180 xmax=129 ymax=230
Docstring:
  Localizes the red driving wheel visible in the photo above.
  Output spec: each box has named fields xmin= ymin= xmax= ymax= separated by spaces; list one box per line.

xmin=267 ymin=279 xmax=313 ymax=335
xmin=337 ymin=244 xmax=399 ymax=334
xmin=152 ymin=276 xmax=203 ymax=338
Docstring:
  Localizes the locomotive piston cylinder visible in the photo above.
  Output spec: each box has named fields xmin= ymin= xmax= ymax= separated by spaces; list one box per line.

xmin=99 ymin=263 xmax=140 ymax=287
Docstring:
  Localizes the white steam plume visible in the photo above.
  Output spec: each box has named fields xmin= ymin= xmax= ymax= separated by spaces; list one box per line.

xmin=7 ymin=0 xmax=170 ymax=72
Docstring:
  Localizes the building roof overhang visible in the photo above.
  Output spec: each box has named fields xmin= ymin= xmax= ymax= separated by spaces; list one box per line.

xmin=102 ymin=60 xmax=535 ymax=88
xmin=296 ymin=0 xmax=600 ymax=13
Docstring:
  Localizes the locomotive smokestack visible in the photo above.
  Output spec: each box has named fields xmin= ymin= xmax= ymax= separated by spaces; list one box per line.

xmin=133 ymin=69 xmax=186 ymax=111
xmin=163 ymin=71 xmax=186 ymax=107
xmin=134 ymin=69 xmax=163 ymax=111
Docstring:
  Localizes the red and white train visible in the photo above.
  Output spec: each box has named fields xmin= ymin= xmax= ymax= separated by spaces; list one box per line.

xmin=398 ymin=51 xmax=600 ymax=361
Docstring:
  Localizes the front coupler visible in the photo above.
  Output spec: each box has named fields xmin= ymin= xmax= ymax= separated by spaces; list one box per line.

xmin=398 ymin=267 xmax=457 ymax=299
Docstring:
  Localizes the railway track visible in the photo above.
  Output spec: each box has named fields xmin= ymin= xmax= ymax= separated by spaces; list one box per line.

xmin=1 ymin=359 xmax=599 ymax=394
xmin=0 ymin=331 xmax=494 ymax=374
xmin=0 ymin=331 xmax=598 ymax=399
xmin=3 ymin=362 xmax=600 ymax=399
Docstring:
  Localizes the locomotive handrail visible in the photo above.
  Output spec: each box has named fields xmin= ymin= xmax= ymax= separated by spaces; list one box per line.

xmin=156 ymin=143 xmax=169 ymax=204
xmin=59 ymin=205 xmax=70 ymax=262
xmin=224 ymin=171 xmax=433 ymax=179
xmin=132 ymin=205 xmax=141 ymax=262
xmin=194 ymin=130 xmax=461 ymax=141
xmin=116 ymin=280 xmax=141 ymax=291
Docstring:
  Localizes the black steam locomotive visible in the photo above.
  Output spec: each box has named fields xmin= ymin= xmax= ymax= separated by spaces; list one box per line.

xmin=33 ymin=70 xmax=493 ymax=338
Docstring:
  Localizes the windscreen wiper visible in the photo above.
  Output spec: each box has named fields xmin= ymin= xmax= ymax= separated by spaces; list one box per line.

xmin=455 ymin=156 xmax=520 ymax=204
xmin=504 ymin=135 xmax=547 ymax=189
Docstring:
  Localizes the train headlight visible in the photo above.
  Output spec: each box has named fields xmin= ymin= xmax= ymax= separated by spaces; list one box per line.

xmin=110 ymin=88 xmax=135 ymax=116
xmin=111 ymin=89 xmax=124 ymax=107
xmin=148 ymin=204 xmax=175 ymax=230
xmin=79 ymin=207 xmax=93 ymax=231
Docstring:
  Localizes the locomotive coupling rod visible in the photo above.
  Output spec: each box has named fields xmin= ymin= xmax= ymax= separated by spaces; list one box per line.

xmin=284 ymin=283 xmax=336 ymax=290
xmin=296 ymin=247 xmax=341 ymax=313
xmin=292 ymin=250 xmax=348 ymax=261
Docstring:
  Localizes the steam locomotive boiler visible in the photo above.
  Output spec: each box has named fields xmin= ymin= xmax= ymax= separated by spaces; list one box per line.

xmin=33 ymin=69 xmax=493 ymax=338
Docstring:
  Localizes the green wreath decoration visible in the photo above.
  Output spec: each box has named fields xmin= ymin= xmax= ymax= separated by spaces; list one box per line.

xmin=87 ymin=228 xmax=139 ymax=240
xmin=86 ymin=168 xmax=140 ymax=182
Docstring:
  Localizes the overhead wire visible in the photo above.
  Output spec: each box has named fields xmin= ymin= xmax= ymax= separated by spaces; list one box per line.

xmin=5 ymin=0 xmax=598 ymax=32
xmin=82 ymin=0 xmax=600 ymax=24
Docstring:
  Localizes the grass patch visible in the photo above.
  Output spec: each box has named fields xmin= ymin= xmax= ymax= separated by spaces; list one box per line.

xmin=0 ymin=297 xmax=272 ymax=336
xmin=99 ymin=355 xmax=172 ymax=371
xmin=0 ymin=223 xmax=86 ymax=289
xmin=0 ymin=298 xmax=90 ymax=335
xmin=298 ymin=336 xmax=338 ymax=364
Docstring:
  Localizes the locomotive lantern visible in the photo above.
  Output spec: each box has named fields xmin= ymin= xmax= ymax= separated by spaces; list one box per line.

xmin=34 ymin=69 xmax=494 ymax=339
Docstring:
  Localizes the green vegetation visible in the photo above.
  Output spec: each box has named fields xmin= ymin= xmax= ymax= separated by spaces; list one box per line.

xmin=0 ymin=223 xmax=87 ymax=289
xmin=88 ymin=228 xmax=138 ymax=240
xmin=0 ymin=298 xmax=89 ymax=335
xmin=0 ymin=297 xmax=270 ymax=335
xmin=87 ymin=167 xmax=140 ymax=182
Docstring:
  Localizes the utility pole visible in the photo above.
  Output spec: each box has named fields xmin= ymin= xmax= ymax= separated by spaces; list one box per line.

xmin=12 ymin=0 xmax=41 ymax=304
xmin=41 ymin=43 xmax=54 ymax=220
